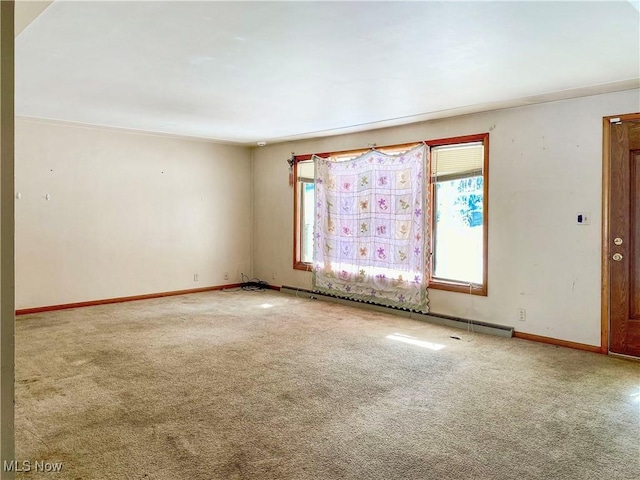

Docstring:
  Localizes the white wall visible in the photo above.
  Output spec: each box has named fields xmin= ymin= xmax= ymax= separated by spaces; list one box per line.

xmin=15 ymin=118 xmax=252 ymax=309
xmin=252 ymin=89 xmax=640 ymax=347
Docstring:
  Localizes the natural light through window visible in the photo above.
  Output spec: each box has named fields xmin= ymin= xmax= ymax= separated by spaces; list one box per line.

xmin=386 ymin=333 xmax=445 ymax=351
xmin=296 ymin=160 xmax=315 ymax=266
xmin=431 ymin=141 xmax=485 ymax=286
xmin=301 ymin=182 xmax=314 ymax=263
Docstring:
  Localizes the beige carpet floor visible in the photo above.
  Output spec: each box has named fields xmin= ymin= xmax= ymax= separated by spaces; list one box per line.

xmin=14 ymin=289 xmax=640 ymax=480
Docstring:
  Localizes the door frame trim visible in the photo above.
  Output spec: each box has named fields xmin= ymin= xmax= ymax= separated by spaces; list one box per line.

xmin=602 ymin=112 xmax=640 ymax=355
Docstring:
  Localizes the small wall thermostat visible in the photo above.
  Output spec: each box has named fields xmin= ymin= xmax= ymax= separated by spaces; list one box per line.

xmin=577 ymin=212 xmax=590 ymax=225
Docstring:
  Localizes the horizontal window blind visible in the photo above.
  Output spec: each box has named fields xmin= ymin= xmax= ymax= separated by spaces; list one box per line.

xmin=432 ymin=142 xmax=483 ymax=181
xmin=297 ymin=160 xmax=314 ymax=182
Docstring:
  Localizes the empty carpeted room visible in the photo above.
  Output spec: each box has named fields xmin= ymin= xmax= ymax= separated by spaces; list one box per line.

xmin=1 ymin=1 xmax=639 ymax=479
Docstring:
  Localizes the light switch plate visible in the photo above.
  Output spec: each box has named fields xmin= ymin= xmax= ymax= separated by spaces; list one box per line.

xmin=577 ymin=212 xmax=590 ymax=225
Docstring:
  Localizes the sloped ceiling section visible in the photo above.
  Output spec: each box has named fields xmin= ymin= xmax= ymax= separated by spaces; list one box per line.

xmin=15 ymin=1 xmax=640 ymax=145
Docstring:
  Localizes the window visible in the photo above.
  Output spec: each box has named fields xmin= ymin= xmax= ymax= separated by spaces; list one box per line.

xmin=293 ymin=134 xmax=488 ymax=296
xmin=295 ymin=160 xmax=315 ymax=267
xmin=427 ymin=134 xmax=488 ymax=295
xmin=293 ymin=144 xmax=418 ymax=271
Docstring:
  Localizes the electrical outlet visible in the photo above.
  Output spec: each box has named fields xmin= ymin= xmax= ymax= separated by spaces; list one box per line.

xmin=518 ymin=308 xmax=526 ymax=322
xmin=193 ymin=273 xmax=199 ymax=282
xmin=272 ymin=272 xmax=276 ymax=280
xmin=224 ymin=272 xmax=229 ymax=281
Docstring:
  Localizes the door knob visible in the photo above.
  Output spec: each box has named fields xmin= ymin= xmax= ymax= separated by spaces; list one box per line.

xmin=613 ymin=253 xmax=623 ymax=261
xmin=614 ymin=237 xmax=623 ymax=246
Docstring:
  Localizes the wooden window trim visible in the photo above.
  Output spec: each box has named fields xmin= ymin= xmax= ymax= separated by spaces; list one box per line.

xmin=427 ymin=133 xmax=489 ymax=296
xmin=293 ymin=158 xmax=313 ymax=271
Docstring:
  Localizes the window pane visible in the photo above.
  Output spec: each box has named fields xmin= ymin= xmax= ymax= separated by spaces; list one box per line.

xmin=433 ymin=176 xmax=483 ymax=284
xmin=301 ymin=182 xmax=315 ymax=263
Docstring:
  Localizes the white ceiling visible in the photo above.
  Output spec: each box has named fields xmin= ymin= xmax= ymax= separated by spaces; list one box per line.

xmin=15 ymin=1 xmax=640 ymax=146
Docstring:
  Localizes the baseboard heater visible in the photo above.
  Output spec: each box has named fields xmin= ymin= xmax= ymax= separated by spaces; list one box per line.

xmin=280 ymin=285 xmax=513 ymax=338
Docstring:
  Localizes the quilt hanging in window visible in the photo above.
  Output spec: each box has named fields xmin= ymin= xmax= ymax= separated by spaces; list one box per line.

xmin=312 ymin=144 xmax=429 ymax=312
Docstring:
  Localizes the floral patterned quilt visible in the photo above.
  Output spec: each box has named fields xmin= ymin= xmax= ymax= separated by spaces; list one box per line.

xmin=312 ymin=144 xmax=429 ymax=312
